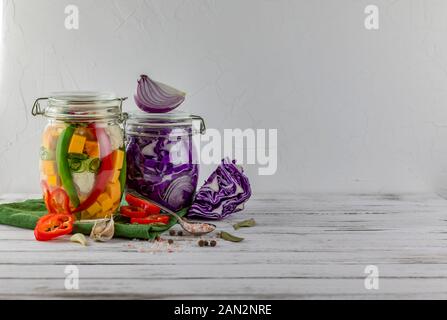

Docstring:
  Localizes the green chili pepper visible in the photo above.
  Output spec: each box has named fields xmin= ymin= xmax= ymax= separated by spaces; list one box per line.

xmin=119 ymin=148 xmax=126 ymax=195
xmin=88 ymin=158 xmax=101 ymax=173
xmin=68 ymin=158 xmax=84 ymax=172
xmin=56 ymin=125 xmax=80 ymax=208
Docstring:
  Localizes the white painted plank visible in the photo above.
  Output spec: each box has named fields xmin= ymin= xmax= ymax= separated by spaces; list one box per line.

xmin=1 ymin=193 xmax=447 ymax=299
xmin=1 ymin=278 xmax=447 ymax=300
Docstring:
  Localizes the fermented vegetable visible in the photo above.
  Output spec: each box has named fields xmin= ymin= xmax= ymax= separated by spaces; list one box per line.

xmin=126 ymin=126 xmax=198 ymax=212
xmin=73 ymin=125 xmax=114 ymax=213
xmin=56 ymin=125 xmax=80 ymax=208
xmin=40 ymin=122 xmax=125 ymax=220
xmin=34 ymin=92 xmax=126 ymax=220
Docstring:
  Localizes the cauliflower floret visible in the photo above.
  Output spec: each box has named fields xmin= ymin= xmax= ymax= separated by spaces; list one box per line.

xmin=105 ymin=126 xmax=124 ymax=150
xmin=73 ymin=172 xmax=95 ymax=195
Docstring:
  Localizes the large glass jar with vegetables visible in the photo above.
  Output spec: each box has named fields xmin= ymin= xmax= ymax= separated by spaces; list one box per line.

xmin=32 ymin=92 xmax=127 ymax=220
xmin=125 ymin=112 xmax=205 ymax=212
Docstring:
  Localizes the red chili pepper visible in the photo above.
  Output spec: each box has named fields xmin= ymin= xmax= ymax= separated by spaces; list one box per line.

xmin=120 ymin=205 xmax=148 ymax=219
xmin=130 ymin=215 xmax=170 ymax=225
xmin=34 ymin=213 xmax=74 ymax=241
xmin=49 ymin=188 xmax=71 ymax=214
xmin=41 ymin=182 xmax=71 ymax=214
xmin=74 ymin=125 xmax=114 ymax=213
xmin=125 ymin=194 xmax=161 ymax=215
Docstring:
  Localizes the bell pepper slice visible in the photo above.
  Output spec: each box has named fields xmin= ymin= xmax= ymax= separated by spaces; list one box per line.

xmin=130 ymin=214 xmax=170 ymax=225
xmin=74 ymin=125 xmax=114 ymax=213
xmin=120 ymin=205 xmax=148 ymax=219
xmin=125 ymin=194 xmax=161 ymax=215
xmin=34 ymin=213 xmax=74 ymax=241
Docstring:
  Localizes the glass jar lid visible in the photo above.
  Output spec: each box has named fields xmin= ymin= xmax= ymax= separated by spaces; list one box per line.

xmin=126 ymin=111 xmax=206 ymax=137
xmin=32 ymin=91 xmax=127 ymax=122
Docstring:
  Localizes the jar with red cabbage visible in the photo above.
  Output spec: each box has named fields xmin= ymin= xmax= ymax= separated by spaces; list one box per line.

xmin=125 ymin=112 xmax=205 ymax=212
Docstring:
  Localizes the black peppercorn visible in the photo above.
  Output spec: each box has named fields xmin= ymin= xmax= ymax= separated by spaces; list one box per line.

xmin=169 ymin=229 xmax=176 ymax=236
xmin=177 ymin=231 xmax=183 ymax=237
xmin=204 ymin=240 xmax=209 ymax=246
xmin=210 ymin=240 xmax=217 ymax=247
xmin=198 ymin=239 xmax=205 ymax=247
xmin=168 ymin=239 xmax=174 ymax=245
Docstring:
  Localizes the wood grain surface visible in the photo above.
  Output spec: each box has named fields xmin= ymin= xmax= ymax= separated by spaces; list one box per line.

xmin=1 ymin=193 xmax=447 ymax=299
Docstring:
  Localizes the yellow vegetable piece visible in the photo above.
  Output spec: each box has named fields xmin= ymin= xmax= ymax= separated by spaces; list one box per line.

xmin=112 ymin=149 xmax=125 ymax=170
xmin=97 ymin=193 xmax=113 ymax=213
xmin=106 ymin=182 xmax=121 ymax=203
xmin=110 ymin=169 xmax=121 ymax=183
xmin=84 ymin=140 xmax=99 ymax=158
xmin=68 ymin=134 xmax=87 ymax=154
xmin=41 ymin=160 xmax=56 ymax=176
xmin=86 ymin=202 xmax=102 ymax=216
xmin=46 ymin=175 xmax=58 ymax=187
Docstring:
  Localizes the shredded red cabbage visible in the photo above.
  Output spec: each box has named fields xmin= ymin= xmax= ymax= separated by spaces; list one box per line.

xmin=126 ymin=128 xmax=198 ymax=212
xmin=187 ymin=158 xmax=252 ymax=220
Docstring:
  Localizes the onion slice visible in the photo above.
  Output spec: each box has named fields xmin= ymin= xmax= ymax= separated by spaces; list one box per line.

xmin=134 ymin=74 xmax=186 ymax=113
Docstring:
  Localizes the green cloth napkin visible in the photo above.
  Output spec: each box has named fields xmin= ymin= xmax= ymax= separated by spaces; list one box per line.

xmin=0 ymin=199 xmax=186 ymax=240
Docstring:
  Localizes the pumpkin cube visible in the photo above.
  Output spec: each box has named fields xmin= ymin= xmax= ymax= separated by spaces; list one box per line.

xmin=84 ymin=140 xmax=99 ymax=158
xmin=106 ymin=182 xmax=121 ymax=203
xmin=97 ymin=193 xmax=113 ymax=213
xmin=112 ymin=149 xmax=125 ymax=170
xmin=86 ymin=202 xmax=102 ymax=216
xmin=110 ymin=169 xmax=121 ymax=183
xmin=46 ymin=175 xmax=59 ymax=187
xmin=68 ymin=134 xmax=87 ymax=154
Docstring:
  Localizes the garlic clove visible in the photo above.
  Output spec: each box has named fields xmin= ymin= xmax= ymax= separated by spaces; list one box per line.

xmin=90 ymin=216 xmax=115 ymax=242
xmin=70 ymin=233 xmax=88 ymax=246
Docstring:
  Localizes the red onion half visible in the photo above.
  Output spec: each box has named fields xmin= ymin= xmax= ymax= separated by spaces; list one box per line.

xmin=134 ymin=74 xmax=186 ymax=113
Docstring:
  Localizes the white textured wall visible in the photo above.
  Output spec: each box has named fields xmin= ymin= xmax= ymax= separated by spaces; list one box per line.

xmin=2 ymin=0 xmax=447 ymax=195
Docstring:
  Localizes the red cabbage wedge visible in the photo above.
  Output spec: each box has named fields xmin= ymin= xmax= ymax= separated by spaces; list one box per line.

xmin=187 ymin=158 xmax=252 ymax=220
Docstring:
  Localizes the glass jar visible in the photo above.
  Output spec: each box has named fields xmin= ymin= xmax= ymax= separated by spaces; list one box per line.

xmin=32 ymin=92 xmax=127 ymax=220
xmin=125 ymin=112 xmax=205 ymax=212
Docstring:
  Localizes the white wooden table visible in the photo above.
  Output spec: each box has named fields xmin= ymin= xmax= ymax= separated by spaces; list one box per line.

xmin=1 ymin=193 xmax=447 ymax=299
